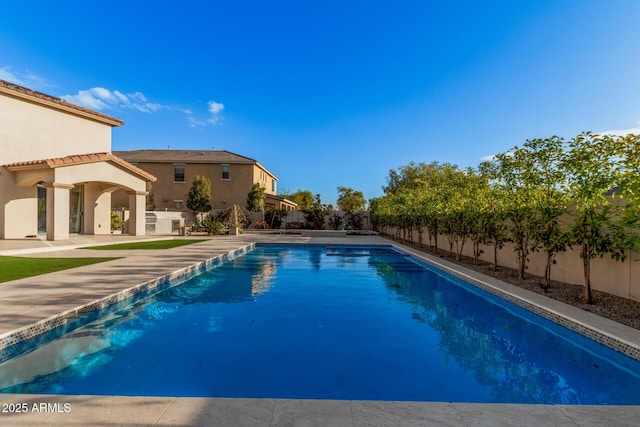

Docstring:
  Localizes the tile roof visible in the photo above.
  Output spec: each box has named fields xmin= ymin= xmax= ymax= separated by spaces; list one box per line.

xmin=0 ymin=80 xmax=124 ymax=127
xmin=113 ymin=149 xmax=258 ymax=164
xmin=3 ymin=152 xmax=157 ymax=182
xmin=114 ymin=149 xmax=279 ymax=180
xmin=266 ymin=194 xmax=298 ymax=206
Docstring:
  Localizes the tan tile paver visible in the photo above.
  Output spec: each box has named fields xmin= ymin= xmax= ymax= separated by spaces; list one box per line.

xmin=0 ymin=237 xmax=253 ymax=337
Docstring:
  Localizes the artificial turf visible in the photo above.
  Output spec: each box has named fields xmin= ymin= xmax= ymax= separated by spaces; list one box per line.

xmin=83 ymin=239 xmax=207 ymax=250
xmin=0 ymin=256 xmax=120 ymax=283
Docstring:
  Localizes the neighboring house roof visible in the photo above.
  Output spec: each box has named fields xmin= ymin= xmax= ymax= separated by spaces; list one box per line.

xmin=0 ymin=80 xmax=124 ymax=127
xmin=266 ymin=194 xmax=298 ymax=206
xmin=114 ymin=149 xmax=279 ymax=180
xmin=3 ymin=152 xmax=157 ymax=182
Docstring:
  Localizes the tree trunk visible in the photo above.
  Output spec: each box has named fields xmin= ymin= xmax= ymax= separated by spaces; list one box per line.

xmin=545 ymin=252 xmax=553 ymax=287
xmin=583 ymin=243 xmax=592 ymax=304
xmin=448 ymin=236 xmax=455 ymax=259
xmin=493 ymin=243 xmax=498 ymax=272
xmin=473 ymin=241 xmax=479 ymax=265
xmin=456 ymin=238 xmax=466 ymax=261
xmin=517 ymin=237 xmax=526 ymax=280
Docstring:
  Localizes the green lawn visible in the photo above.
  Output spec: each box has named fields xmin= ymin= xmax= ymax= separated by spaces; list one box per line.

xmin=0 ymin=256 xmax=120 ymax=283
xmin=83 ymin=239 xmax=207 ymax=250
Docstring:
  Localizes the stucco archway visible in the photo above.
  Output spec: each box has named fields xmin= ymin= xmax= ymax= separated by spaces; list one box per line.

xmin=3 ymin=153 xmax=156 ymax=240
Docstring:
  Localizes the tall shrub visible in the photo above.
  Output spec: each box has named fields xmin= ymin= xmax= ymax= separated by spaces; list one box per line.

xmin=186 ymin=175 xmax=212 ymax=223
xmin=524 ymin=137 xmax=571 ymax=288
xmin=562 ymin=132 xmax=625 ymax=303
xmin=493 ymin=146 xmax=539 ymax=279
xmin=246 ymin=183 xmax=266 ymax=212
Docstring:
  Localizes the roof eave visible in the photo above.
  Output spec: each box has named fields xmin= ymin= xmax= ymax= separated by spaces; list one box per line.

xmin=4 ymin=153 xmax=157 ymax=182
xmin=0 ymin=84 xmax=124 ymax=127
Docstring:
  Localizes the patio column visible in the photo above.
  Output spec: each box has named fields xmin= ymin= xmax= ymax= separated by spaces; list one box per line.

xmin=45 ymin=183 xmax=74 ymax=241
xmin=127 ymin=190 xmax=148 ymax=236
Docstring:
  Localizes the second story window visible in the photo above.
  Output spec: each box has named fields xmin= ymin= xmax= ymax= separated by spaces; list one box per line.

xmin=271 ymin=178 xmax=275 ymax=192
xmin=222 ymin=164 xmax=230 ymax=180
xmin=174 ymin=164 xmax=185 ymax=183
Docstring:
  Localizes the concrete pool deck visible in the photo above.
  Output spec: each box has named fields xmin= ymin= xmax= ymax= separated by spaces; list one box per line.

xmin=1 ymin=234 xmax=640 ymax=426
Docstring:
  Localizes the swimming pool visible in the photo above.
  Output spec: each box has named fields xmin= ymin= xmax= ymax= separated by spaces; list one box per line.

xmin=1 ymin=244 xmax=640 ymax=403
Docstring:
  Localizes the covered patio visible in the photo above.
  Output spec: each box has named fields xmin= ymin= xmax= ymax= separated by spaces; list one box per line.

xmin=2 ymin=153 xmax=156 ymax=241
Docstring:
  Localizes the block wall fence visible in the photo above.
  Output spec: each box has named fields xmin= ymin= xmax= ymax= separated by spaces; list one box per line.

xmin=381 ymin=226 xmax=640 ymax=302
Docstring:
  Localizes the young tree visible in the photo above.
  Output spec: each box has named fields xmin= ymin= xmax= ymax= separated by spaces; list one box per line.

xmin=611 ymin=132 xmax=640 ymax=241
xmin=524 ymin=136 xmax=571 ymax=288
xmin=562 ymin=132 xmax=625 ymax=304
xmin=303 ymin=194 xmax=328 ymax=229
xmin=493 ymin=146 xmax=539 ymax=280
xmin=186 ymin=175 xmax=212 ymax=223
xmin=246 ymin=183 xmax=266 ymax=212
xmin=336 ymin=186 xmax=366 ymax=212
xmin=328 ymin=212 xmax=343 ymax=230
xmin=281 ymin=190 xmax=314 ymax=210
xmin=478 ymin=161 xmax=510 ymax=271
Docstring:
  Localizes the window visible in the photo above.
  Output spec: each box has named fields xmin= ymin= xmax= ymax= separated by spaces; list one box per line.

xmin=271 ymin=178 xmax=275 ymax=192
xmin=174 ymin=164 xmax=185 ymax=182
xmin=222 ymin=164 xmax=229 ymax=180
xmin=174 ymin=200 xmax=183 ymax=209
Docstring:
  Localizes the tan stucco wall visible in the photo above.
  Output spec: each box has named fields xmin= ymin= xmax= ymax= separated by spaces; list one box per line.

xmin=54 ymin=162 xmax=147 ymax=193
xmin=113 ymin=161 xmax=278 ymax=211
xmin=386 ymin=226 xmax=640 ymax=301
xmin=0 ymin=89 xmax=155 ymax=240
xmin=0 ymin=95 xmax=111 ymax=164
xmin=253 ymin=164 xmax=277 ymax=195
xmin=0 ymin=170 xmax=38 ymax=239
xmin=1 ymin=162 xmax=147 ymax=239
xmin=84 ymin=183 xmax=113 ymax=235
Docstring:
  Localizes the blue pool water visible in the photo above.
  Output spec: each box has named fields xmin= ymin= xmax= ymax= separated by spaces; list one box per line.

xmin=2 ymin=244 xmax=640 ymax=403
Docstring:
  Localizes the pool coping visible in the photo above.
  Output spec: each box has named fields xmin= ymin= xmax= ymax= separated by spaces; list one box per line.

xmin=0 ymin=243 xmax=255 ymax=353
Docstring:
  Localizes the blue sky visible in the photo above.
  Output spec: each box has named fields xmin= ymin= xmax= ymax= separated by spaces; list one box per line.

xmin=2 ymin=1 xmax=640 ymax=206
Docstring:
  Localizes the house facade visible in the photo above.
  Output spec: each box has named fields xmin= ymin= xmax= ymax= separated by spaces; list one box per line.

xmin=0 ymin=80 xmax=156 ymax=240
xmin=111 ymin=150 xmax=297 ymax=213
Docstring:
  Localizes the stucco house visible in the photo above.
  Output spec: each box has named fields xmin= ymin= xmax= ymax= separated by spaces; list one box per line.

xmin=111 ymin=149 xmax=297 ymax=213
xmin=0 ymin=80 xmax=156 ymax=241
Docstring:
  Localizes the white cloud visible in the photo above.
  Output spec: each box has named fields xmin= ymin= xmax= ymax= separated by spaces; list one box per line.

xmin=185 ymin=100 xmax=225 ymax=127
xmin=480 ymin=151 xmax=513 ymax=162
xmin=596 ymin=126 xmax=640 ymax=137
xmin=0 ymin=66 xmax=49 ymax=90
xmin=208 ymin=101 xmax=224 ymax=115
xmin=187 ymin=115 xmax=206 ymax=128
xmin=64 ymin=88 xmax=225 ymax=128
xmin=207 ymin=100 xmax=225 ymax=125
xmin=2 ymin=66 xmax=226 ymax=128
xmin=62 ymin=87 xmax=166 ymax=113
